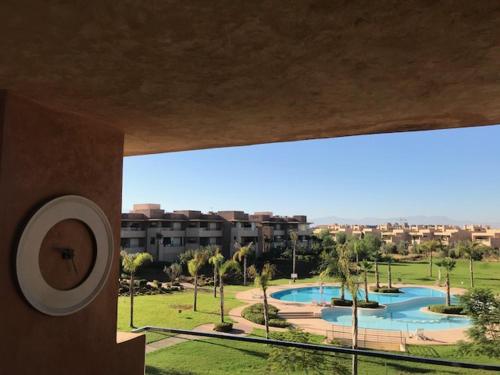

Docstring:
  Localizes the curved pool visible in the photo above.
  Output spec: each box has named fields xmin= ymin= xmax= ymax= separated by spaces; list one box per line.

xmin=271 ymin=286 xmax=470 ymax=331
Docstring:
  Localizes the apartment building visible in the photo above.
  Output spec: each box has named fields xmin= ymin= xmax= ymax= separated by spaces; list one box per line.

xmin=121 ymin=204 xmax=312 ymax=261
xmin=471 ymin=229 xmax=500 ymax=248
xmin=315 ymin=222 xmax=498 ymax=248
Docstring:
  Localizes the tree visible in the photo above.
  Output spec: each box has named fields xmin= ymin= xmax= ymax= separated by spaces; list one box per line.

xmin=350 ymin=238 xmax=363 ymax=264
xmin=319 ymin=247 xmax=347 ymax=300
xmin=359 ymin=260 xmax=372 ymax=303
xmin=218 ymin=260 xmax=240 ymax=323
xmin=163 ymin=262 xmax=182 ymax=282
xmin=420 ymin=239 xmax=440 ymax=277
xmin=208 ymin=248 xmax=224 ymax=297
xmin=382 ymin=243 xmax=396 ymax=289
xmin=454 ymin=240 xmax=484 ymax=288
xmin=289 ymin=230 xmax=298 ymax=282
xmin=362 ymin=234 xmax=382 ymax=289
xmin=435 ymin=257 xmax=456 ymax=306
xmin=121 ymin=251 xmax=153 ymax=328
xmin=458 ymin=288 xmax=500 ymax=357
xmin=267 ymin=329 xmax=348 ymax=375
xmin=255 ymin=263 xmax=276 ymax=339
xmin=187 ymin=249 xmax=209 ymax=312
xmin=233 ymin=241 xmax=253 ymax=286
xmin=339 ymin=243 xmax=361 ymax=375
xmin=336 ymin=232 xmax=348 ymax=245
xmin=178 ymin=248 xmax=197 ymax=265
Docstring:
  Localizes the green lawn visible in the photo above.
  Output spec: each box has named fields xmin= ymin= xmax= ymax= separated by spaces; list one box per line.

xmin=117 ymin=260 xmax=500 ymax=372
xmin=273 ymin=259 xmax=500 ymax=292
xmin=145 ymin=329 xmax=498 ymax=375
xmin=118 ymin=285 xmax=250 ymax=343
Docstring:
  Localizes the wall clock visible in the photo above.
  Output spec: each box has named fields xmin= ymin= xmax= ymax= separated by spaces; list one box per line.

xmin=16 ymin=195 xmax=114 ymax=316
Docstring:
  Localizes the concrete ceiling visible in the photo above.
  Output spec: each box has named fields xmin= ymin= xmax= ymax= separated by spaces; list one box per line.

xmin=1 ymin=1 xmax=499 ymax=156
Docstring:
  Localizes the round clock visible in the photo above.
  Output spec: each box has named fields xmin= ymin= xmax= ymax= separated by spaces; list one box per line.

xmin=16 ymin=195 xmax=114 ymax=316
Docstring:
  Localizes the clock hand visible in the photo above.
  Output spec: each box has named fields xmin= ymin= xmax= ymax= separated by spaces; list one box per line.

xmin=71 ymin=257 xmax=79 ymax=276
xmin=53 ymin=248 xmax=78 ymax=275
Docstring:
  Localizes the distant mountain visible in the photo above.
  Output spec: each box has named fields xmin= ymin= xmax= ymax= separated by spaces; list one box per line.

xmin=311 ymin=215 xmax=500 ymax=227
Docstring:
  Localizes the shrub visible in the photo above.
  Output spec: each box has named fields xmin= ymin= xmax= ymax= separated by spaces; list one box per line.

xmin=371 ymin=286 xmax=401 ymax=293
xmin=242 ymin=304 xmax=289 ymax=327
xmin=358 ymin=301 xmax=380 ymax=309
xmin=243 ymin=312 xmax=265 ymax=325
xmin=269 ymin=319 xmax=291 ymax=328
xmin=244 ymin=303 xmax=279 ymax=315
xmin=428 ymin=304 xmax=464 ymax=315
xmin=213 ymin=322 xmax=233 ymax=332
xmin=332 ymin=298 xmax=352 ymax=306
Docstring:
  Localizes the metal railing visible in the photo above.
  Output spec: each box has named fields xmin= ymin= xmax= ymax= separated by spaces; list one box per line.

xmin=132 ymin=326 xmax=500 ymax=372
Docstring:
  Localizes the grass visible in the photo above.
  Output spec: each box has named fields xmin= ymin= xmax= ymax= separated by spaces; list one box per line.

xmin=117 ymin=260 xmax=500 ymax=372
xmin=117 ymin=284 xmax=250 ymax=343
xmin=273 ymin=259 xmax=500 ymax=292
xmin=145 ymin=329 xmax=498 ymax=375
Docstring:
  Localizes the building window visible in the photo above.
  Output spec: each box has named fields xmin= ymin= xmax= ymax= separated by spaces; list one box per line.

xmin=150 ymin=237 xmax=155 ymax=245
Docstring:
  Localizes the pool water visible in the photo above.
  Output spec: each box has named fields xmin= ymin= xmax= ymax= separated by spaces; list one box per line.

xmin=271 ymin=286 xmax=470 ymax=331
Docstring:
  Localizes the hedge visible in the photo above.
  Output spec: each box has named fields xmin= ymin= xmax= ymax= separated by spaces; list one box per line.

xmin=371 ymin=286 xmax=401 ymax=293
xmin=332 ymin=298 xmax=353 ymax=306
xmin=358 ymin=301 xmax=380 ymax=309
xmin=428 ymin=304 xmax=465 ymax=315
xmin=213 ymin=322 xmax=233 ymax=332
xmin=242 ymin=304 xmax=290 ymax=327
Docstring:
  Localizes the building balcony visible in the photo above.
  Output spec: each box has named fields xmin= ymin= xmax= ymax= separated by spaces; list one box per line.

xmin=234 ymin=227 xmax=258 ymax=237
xmin=273 ymin=229 xmax=285 ymax=236
xmin=120 ymin=229 xmax=146 ymax=238
xmin=297 ymin=228 xmax=312 ymax=236
xmin=149 ymin=228 xmax=186 ymax=237
xmin=185 ymin=227 xmax=222 ymax=237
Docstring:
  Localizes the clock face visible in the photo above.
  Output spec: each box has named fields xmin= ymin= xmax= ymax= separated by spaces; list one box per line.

xmin=39 ymin=219 xmax=97 ymax=291
xmin=16 ymin=196 xmax=114 ymax=316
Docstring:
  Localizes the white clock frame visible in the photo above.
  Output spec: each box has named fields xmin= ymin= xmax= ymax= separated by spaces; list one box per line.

xmin=16 ymin=195 xmax=114 ymax=316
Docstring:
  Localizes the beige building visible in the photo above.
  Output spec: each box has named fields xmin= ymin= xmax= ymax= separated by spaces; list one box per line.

xmin=471 ymin=229 xmax=500 ymax=248
xmin=316 ymin=222 xmax=498 ymax=248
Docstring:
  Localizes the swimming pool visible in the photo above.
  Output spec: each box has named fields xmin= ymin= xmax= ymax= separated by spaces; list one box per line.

xmin=271 ymin=286 xmax=470 ymax=331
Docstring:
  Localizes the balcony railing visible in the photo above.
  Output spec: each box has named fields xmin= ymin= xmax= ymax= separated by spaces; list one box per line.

xmin=133 ymin=326 xmax=500 ymax=373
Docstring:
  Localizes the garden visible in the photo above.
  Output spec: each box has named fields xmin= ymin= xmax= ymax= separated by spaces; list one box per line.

xmin=117 ymin=232 xmax=500 ymax=374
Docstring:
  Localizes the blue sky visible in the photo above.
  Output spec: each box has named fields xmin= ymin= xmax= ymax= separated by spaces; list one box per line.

xmin=123 ymin=125 xmax=500 ymax=224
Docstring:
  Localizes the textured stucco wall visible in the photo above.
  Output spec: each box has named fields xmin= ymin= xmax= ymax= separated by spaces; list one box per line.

xmin=0 ymin=92 xmax=145 ymax=374
xmin=0 ymin=1 xmax=499 ymax=155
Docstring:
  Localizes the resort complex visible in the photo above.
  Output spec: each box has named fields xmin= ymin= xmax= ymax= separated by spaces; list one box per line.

xmin=315 ymin=223 xmax=500 ymax=248
xmin=121 ymin=203 xmax=312 ymax=261
xmin=2 ymin=2 xmax=500 ymax=374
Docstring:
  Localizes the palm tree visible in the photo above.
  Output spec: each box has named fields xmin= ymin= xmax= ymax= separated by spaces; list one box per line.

xmin=208 ymin=249 xmax=224 ymax=298
xmin=339 ymin=245 xmax=360 ymax=375
xmin=421 ymin=239 xmax=440 ymax=277
xmin=218 ymin=260 xmax=241 ymax=322
xmin=163 ymin=262 xmax=182 ymax=282
xmin=455 ymin=240 xmax=483 ymax=288
xmin=233 ymin=241 xmax=253 ymax=286
xmin=360 ymin=260 xmax=372 ymax=303
xmin=372 ymin=247 xmax=381 ymax=289
xmin=435 ymin=257 xmax=456 ymax=306
xmin=382 ymin=243 xmax=396 ymax=289
xmin=188 ymin=249 xmax=209 ymax=312
xmin=255 ymin=263 xmax=276 ymax=339
xmin=121 ymin=251 xmax=153 ymax=328
xmin=351 ymin=238 xmax=362 ymax=264
xmin=289 ymin=230 xmax=298 ymax=282
xmin=319 ymin=246 xmax=347 ymax=300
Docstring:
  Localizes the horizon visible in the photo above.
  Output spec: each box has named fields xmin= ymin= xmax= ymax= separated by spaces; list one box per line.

xmin=123 ymin=125 xmax=500 ymax=225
